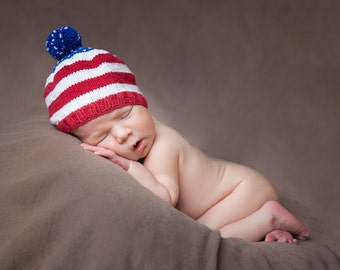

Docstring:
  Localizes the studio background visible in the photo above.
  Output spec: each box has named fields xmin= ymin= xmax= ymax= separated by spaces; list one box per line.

xmin=1 ymin=0 xmax=339 ymax=241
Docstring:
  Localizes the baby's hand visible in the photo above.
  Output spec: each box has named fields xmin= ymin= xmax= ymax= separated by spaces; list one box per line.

xmin=80 ymin=143 xmax=130 ymax=171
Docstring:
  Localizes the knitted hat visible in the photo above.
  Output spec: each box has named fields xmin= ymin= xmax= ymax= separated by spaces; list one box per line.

xmin=44 ymin=26 xmax=147 ymax=133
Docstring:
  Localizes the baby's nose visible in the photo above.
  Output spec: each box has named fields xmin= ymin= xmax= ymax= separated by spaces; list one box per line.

xmin=114 ymin=126 xmax=131 ymax=144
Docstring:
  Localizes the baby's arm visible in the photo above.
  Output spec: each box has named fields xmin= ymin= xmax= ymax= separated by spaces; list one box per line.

xmin=80 ymin=143 xmax=174 ymax=205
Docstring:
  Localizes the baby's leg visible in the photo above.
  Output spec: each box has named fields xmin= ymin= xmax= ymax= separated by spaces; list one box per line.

xmin=219 ymin=201 xmax=309 ymax=243
xmin=197 ymin=174 xmax=278 ymax=230
xmin=196 ymin=163 xmax=309 ymax=243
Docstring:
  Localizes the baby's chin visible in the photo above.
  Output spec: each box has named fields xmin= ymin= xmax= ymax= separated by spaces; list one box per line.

xmin=123 ymin=152 xmax=148 ymax=162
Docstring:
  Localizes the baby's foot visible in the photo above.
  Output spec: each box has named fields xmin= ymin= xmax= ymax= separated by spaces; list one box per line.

xmin=265 ymin=229 xmax=297 ymax=244
xmin=262 ymin=201 xmax=310 ymax=241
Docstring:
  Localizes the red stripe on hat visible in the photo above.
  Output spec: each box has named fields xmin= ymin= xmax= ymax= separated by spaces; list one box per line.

xmin=57 ymin=91 xmax=148 ymax=133
xmin=48 ymin=72 xmax=137 ymax=117
xmin=44 ymin=52 xmax=125 ymax=98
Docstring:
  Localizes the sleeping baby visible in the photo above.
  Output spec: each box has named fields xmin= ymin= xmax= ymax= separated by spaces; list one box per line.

xmin=44 ymin=26 xmax=309 ymax=244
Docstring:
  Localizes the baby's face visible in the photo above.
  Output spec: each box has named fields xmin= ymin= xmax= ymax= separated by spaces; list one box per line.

xmin=71 ymin=105 xmax=155 ymax=160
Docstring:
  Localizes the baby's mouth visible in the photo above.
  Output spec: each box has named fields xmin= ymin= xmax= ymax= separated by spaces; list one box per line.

xmin=134 ymin=139 xmax=145 ymax=153
xmin=133 ymin=140 xmax=141 ymax=150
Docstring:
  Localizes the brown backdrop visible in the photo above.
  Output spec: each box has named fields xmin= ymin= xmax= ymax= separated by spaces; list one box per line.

xmin=1 ymin=0 xmax=339 ymax=268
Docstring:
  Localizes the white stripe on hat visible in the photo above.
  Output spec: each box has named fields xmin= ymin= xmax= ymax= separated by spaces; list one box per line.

xmin=50 ymin=83 xmax=141 ymax=125
xmin=45 ymin=49 xmax=112 ymax=84
xmin=45 ymin=62 xmax=133 ymax=107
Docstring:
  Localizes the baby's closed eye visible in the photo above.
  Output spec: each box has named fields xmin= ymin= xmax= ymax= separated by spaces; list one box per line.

xmin=119 ymin=106 xmax=133 ymax=120
xmin=97 ymin=133 xmax=109 ymax=144
xmin=120 ymin=112 xmax=129 ymax=120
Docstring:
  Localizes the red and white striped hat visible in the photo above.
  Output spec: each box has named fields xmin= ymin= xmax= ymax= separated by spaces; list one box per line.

xmin=44 ymin=26 xmax=147 ymax=133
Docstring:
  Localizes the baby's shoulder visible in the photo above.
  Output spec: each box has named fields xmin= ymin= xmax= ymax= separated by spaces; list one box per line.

xmin=154 ymin=121 xmax=187 ymax=143
xmin=144 ymin=121 xmax=185 ymax=170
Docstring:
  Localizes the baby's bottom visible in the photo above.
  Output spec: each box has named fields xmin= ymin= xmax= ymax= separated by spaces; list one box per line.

xmin=196 ymin=177 xmax=309 ymax=243
xmin=197 ymin=175 xmax=278 ymax=230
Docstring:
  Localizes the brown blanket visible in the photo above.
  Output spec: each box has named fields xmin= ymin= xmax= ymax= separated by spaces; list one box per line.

xmin=1 ymin=0 xmax=339 ymax=269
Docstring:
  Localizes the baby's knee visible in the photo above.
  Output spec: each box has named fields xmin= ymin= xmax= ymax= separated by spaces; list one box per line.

xmin=247 ymin=177 xmax=279 ymax=205
xmin=262 ymin=182 xmax=279 ymax=202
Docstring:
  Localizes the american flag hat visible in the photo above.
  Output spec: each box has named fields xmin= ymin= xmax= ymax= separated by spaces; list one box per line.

xmin=44 ymin=26 xmax=147 ymax=133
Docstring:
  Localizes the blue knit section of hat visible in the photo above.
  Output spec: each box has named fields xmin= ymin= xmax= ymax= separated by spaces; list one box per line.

xmin=51 ymin=47 xmax=94 ymax=72
xmin=46 ymin=26 xmax=83 ymax=59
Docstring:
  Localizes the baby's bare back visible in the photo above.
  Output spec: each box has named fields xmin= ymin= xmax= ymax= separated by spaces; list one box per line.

xmin=149 ymin=121 xmax=277 ymax=220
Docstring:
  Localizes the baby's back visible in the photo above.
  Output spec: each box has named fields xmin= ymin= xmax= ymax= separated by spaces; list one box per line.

xmin=153 ymin=121 xmax=261 ymax=219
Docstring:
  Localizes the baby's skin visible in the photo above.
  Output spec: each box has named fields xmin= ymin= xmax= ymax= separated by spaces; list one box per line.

xmin=72 ymin=105 xmax=309 ymax=243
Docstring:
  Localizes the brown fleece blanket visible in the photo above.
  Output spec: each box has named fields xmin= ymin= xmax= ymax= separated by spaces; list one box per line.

xmin=1 ymin=0 xmax=339 ymax=269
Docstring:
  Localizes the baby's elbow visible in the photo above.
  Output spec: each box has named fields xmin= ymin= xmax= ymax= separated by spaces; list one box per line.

xmin=161 ymin=187 xmax=178 ymax=207
xmin=153 ymin=174 xmax=179 ymax=206
xmin=169 ymin=192 xmax=178 ymax=207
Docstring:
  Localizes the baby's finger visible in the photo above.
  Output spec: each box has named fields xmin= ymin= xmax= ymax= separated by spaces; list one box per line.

xmin=80 ymin=143 xmax=102 ymax=152
xmin=94 ymin=148 xmax=116 ymax=159
xmin=80 ymin=143 xmax=119 ymax=161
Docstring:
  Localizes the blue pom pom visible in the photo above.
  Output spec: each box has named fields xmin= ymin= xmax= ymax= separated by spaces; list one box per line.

xmin=46 ymin=26 xmax=82 ymax=61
